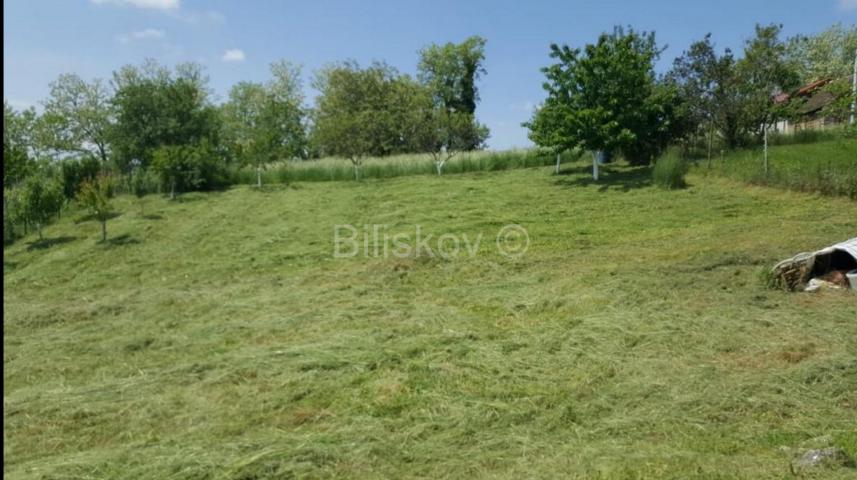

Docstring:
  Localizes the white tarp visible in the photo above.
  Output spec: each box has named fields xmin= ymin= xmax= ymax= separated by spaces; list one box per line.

xmin=771 ymin=237 xmax=857 ymax=291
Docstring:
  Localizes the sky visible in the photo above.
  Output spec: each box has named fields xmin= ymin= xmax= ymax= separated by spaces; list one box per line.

xmin=4 ymin=0 xmax=857 ymax=150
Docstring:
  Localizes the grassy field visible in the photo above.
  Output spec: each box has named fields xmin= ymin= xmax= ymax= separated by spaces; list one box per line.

xmin=696 ymin=139 xmax=857 ymax=198
xmin=4 ymin=159 xmax=857 ymax=478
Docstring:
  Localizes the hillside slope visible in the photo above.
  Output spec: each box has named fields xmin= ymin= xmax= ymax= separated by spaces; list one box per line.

xmin=5 ymin=164 xmax=857 ymax=479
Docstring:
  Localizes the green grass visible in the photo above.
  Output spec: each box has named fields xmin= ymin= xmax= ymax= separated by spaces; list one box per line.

xmin=231 ymin=149 xmax=575 ymax=184
xmin=652 ymin=150 xmax=689 ymax=189
xmin=4 ymin=159 xmax=857 ymax=479
xmin=697 ymin=139 xmax=857 ymax=198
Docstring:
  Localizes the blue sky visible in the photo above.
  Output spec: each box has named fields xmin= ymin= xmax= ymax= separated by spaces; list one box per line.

xmin=4 ymin=0 xmax=857 ymax=149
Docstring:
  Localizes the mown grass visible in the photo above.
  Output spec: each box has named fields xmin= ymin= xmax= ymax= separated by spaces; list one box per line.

xmin=4 ymin=159 xmax=857 ymax=479
xmin=231 ymin=149 xmax=575 ymax=184
xmin=697 ymin=139 xmax=857 ymax=198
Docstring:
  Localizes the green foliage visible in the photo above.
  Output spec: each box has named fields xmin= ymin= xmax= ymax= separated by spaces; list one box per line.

xmin=787 ymin=23 xmax=857 ymax=83
xmin=668 ymin=34 xmax=747 ymax=149
xmin=526 ymin=26 xmax=683 ymax=165
xmin=151 ymin=140 xmax=230 ymax=198
xmin=737 ymin=24 xmax=801 ymax=141
xmin=60 ymin=156 xmax=101 ymax=199
xmin=41 ymin=73 xmax=112 ymax=163
xmin=110 ymin=60 xmax=222 ymax=172
xmin=409 ymin=110 xmax=490 ymax=174
xmin=20 ymin=174 xmax=65 ymax=239
xmin=3 ymin=102 xmax=39 ymax=185
xmin=652 ymin=150 xmax=689 ymax=189
xmin=77 ymin=174 xmax=114 ymax=241
xmin=417 ymin=36 xmax=489 ymax=148
xmin=311 ymin=62 xmax=443 ymax=177
xmin=221 ymin=60 xmax=307 ymax=171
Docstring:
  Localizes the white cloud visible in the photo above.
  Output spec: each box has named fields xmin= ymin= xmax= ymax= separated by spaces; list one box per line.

xmin=221 ymin=49 xmax=246 ymax=63
xmin=117 ymin=28 xmax=166 ymax=44
xmin=92 ymin=0 xmax=180 ymax=10
xmin=839 ymin=0 xmax=857 ymax=11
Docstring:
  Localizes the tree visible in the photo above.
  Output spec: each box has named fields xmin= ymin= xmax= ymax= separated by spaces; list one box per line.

xmin=738 ymin=24 xmax=801 ymax=143
xmin=110 ymin=60 xmax=222 ymax=173
xmin=526 ymin=27 xmax=682 ymax=167
xmin=411 ymin=110 xmax=489 ymax=175
xmin=418 ymin=36 xmax=489 ymax=149
xmin=4 ymin=102 xmax=39 ymax=185
xmin=222 ymin=60 xmax=307 ymax=187
xmin=311 ymin=61 xmax=406 ymax=178
xmin=787 ymin=23 xmax=857 ymax=83
xmin=60 ymin=156 xmax=101 ymax=199
xmin=418 ymin=36 xmax=487 ymax=115
xmin=41 ymin=74 xmax=112 ymax=164
xmin=21 ymin=175 xmax=65 ymax=240
xmin=77 ymin=174 xmax=114 ymax=242
xmin=668 ymin=34 xmax=723 ymax=157
xmin=151 ymin=140 xmax=227 ymax=198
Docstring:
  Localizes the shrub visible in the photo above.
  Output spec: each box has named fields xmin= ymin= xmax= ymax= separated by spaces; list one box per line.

xmin=77 ymin=174 xmax=115 ymax=242
xmin=60 ymin=156 xmax=101 ymax=199
xmin=652 ymin=151 xmax=689 ymax=189
xmin=21 ymin=175 xmax=66 ymax=240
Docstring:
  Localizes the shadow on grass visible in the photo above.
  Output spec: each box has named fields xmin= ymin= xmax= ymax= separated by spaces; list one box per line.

xmin=102 ymin=234 xmax=141 ymax=247
xmin=554 ymin=165 xmax=652 ymax=192
xmin=142 ymin=214 xmax=164 ymax=220
xmin=75 ymin=212 xmax=121 ymax=224
xmin=26 ymin=236 xmax=78 ymax=251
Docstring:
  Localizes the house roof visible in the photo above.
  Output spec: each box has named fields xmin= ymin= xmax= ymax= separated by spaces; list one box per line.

xmin=797 ymin=90 xmax=837 ymax=115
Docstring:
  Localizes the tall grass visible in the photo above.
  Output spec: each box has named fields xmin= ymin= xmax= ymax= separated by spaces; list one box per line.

xmin=231 ymin=149 xmax=568 ymax=185
xmin=652 ymin=150 xmax=689 ymax=189
xmin=698 ymin=139 xmax=857 ymax=199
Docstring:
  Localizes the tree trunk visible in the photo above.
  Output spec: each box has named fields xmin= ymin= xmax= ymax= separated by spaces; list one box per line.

xmin=101 ymin=220 xmax=107 ymax=242
xmin=707 ymin=124 xmax=713 ymax=169
xmin=592 ymin=151 xmax=599 ymax=181
xmin=170 ymin=179 xmax=176 ymax=200
xmin=555 ymin=152 xmax=561 ymax=174
xmin=37 ymin=223 xmax=43 ymax=240
xmin=256 ymin=166 xmax=262 ymax=188
xmin=763 ymin=122 xmax=768 ymax=176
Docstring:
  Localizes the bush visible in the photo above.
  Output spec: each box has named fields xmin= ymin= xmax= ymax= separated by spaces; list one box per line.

xmin=652 ymin=151 xmax=689 ymax=189
xmin=60 ymin=156 xmax=101 ymax=199
xmin=152 ymin=140 xmax=231 ymax=197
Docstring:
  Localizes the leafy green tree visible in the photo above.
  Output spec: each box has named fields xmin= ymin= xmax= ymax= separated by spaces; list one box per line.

xmin=737 ymin=24 xmax=801 ymax=142
xmin=110 ymin=60 xmax=222 ymax=173
xmin=411 ymin=110 xmax=489 ymax=175
xmin=60 ymin=156 xmax=101 ymax=199
xmin=222 ymin=61 xmax=307 ymax=187
xmin=418 ymin=36 xmax=487 ymax=115
xmin=4 ymin=102 xmax=40 ymax=185
xmin=787 ymin=23 xmax=857 ymax=83
xmin=77 ymin=174 xmax=114 ymax=242
xmin=526 ymin=27 xmax=682 ymax=166
xmin=41 ymin=74 xmax=113 ymax=164
xmin=311 ymin=62 xmax=405 ymax=178
xmin=418 ymin=36 xmax=489 ymax=149
xmin=21 ymin=175 xmax=65 ymax=240
xmin=151 ymin=140 xmax=227 ymax=198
